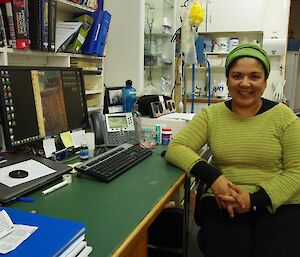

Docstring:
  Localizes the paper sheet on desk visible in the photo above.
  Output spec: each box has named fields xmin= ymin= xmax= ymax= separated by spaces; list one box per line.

xmin=157 ymin=113 xmax=196 ymax=121
xmin=43 ymin=138 xmax=57 ymax=158
xmin=55 ymin=22 xmax=82 ymax=52
xmin=71 ymin=130 xmax=86 ymax=149
xmin=0 ymin=224 xmax=38 ymax=254
xmin=0 ymin=159 xmax=56 ymax=187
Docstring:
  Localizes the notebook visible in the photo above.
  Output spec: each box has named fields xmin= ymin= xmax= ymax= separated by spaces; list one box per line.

xmin=0 ymin=154 xmax=71 ymax=204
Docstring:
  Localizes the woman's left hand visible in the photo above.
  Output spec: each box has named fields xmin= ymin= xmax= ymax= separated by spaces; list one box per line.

xmin=218 ymin=182 xmax=251 ymax=214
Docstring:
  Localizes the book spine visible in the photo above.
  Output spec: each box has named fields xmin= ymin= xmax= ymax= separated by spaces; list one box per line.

xmin=0 ymin=22 xmax=3 ymax=46
xmin=24 ymin=0 xmax=29 ymax=47
xmin=11 ymin=0 xmax=30 ymax=49
xmin=28 ymin=0 xmax=42 ymax=51
xmin=0 ymin=4 xmax=9 ymax=46
xmin=48 ymin=0 xmax=56 ymax=52
xmin=0 ymin=6 xmax=8 ymax=46
xmin=41 ymin=0 xmax=49 ymax=51
xmin=5 ymin=1 xmax=16 ymax=48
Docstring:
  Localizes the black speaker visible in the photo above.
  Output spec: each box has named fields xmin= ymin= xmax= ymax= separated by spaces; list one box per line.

xmin=137 ymin=95 xmax=172 ymax=116
xmin=150 ymin=99 xmax=176 ymax=118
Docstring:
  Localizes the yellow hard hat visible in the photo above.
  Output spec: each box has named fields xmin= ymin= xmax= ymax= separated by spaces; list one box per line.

xmin=189 ymin=2 xmax=205 ymax=27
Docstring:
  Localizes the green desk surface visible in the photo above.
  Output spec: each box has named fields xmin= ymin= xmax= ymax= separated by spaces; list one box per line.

xmin=10 ymin=150 xmax=184 ymax=257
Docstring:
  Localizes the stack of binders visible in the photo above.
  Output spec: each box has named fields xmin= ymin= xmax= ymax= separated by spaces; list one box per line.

xmin=82 ymin=9 xmax=111 ymax=56
xmin=0 ymin=207 xmax=93 ymax=257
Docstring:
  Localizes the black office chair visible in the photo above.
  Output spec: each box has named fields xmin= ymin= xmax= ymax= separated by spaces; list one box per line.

xmin=148 ymin=208 xmax=184 ymax=257
xmin=193 ymin=179 xmax=208 ymax=251
xmin=194 ymin=148 xmax=212 ymax=252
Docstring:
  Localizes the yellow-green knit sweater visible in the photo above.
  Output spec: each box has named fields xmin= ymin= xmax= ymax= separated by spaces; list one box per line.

xmin=165 ymin=102 xmax=300 ymax=212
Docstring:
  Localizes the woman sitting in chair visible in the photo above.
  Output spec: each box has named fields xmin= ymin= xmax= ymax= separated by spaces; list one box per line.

xmin=165 ymin=44 xmax=300 ymax=257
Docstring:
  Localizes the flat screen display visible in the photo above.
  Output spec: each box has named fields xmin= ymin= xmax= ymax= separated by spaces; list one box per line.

xmin=0 ymin=66 xmax=88 ymax=150
xmin=107 ymin=115 xmax=128 ymax=129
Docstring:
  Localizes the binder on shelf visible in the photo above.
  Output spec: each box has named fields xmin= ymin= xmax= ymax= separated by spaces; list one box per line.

xmin=95 ymin=10 xmax=111 ymax=56
xmin=82 ymin=10 xmax=111 ymax=56
xmin=0 ymin=207 xmax=86 ymax=257
xmin=66 ymin=13 xmax=94 ymax=53
xmin=28 ymin=0 xmax=42 ymax=50
xmin=48 ymin=0 xmax=56 ymax=52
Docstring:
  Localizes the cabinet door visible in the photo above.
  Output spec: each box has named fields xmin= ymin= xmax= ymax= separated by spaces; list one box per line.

xmin=206 ymin=0 xmax=263 ymax=32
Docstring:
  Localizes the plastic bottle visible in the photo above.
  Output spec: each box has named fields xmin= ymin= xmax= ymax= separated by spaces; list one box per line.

xmin=122 ymin=80 xmax=137 ymax=113
xmin=218 ymin=80 xmax=228 ymax=99
xmin=162 ymin=128 xmax=172 ymax=146
xmin=212 ymin=80 xmax=218 ymax=97
xmin=80 ymin=141 xmax=89 ymax=160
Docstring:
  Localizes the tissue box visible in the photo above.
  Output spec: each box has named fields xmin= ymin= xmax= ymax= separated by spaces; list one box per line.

xmin=263 ymin=39 xmax=286 ymax=56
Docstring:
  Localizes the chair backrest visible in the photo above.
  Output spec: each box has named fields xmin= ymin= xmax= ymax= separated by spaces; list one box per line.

xmin=194 ymin=147 xmax=212 ymax=226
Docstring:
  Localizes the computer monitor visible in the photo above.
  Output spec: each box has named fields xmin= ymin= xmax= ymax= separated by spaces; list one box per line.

xmin=0 ymin=66 xmax=89 ymax=150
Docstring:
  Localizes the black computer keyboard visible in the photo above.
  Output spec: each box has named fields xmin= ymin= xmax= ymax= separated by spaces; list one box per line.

xmin=75 ymin=143 xmax=152 ymax=182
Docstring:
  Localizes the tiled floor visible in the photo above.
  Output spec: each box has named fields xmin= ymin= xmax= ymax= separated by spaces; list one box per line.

xmin=187 ymin=220 xmax=204 ymax=257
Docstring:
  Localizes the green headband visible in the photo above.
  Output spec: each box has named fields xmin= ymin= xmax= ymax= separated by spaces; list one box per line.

xmin=225 ymin=43 xmax=271 ymax=79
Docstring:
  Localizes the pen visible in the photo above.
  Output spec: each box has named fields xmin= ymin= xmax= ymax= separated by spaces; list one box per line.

xmin=18 ymin=197 xmax=34 ymax=202
xmin=41 ymin=180 xmax=69 ymax=196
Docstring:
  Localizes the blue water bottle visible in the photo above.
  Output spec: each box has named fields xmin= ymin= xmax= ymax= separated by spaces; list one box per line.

xmin=122 ymin=80 xmax=136 ymax=112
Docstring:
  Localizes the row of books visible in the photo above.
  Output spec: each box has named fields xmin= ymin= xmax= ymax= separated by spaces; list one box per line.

xmin=69 ymin=0 xmax=98 ymax=10
xmin=0 ymin=207 xmax=93 ymax=257
xmin=0 ymin=0 xmax=110 ymax=56
xmin=0 ymin=0 xmax=54 ymax=51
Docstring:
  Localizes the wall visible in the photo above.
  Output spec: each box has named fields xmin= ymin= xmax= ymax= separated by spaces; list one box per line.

xmin=104 ymin=1 xmax=144 ymax=92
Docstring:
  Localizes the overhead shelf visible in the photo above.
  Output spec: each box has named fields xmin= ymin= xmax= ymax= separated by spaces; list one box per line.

xmin=57 ymin=0 xmax=96 ymax=13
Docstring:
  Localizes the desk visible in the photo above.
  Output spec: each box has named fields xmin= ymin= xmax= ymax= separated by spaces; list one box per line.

xmin=10 ymin=151 xmax=186 ymax=257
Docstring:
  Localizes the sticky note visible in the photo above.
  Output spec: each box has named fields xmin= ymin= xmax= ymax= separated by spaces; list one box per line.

xmin=60 ymin=131 xmax=73 ymax=148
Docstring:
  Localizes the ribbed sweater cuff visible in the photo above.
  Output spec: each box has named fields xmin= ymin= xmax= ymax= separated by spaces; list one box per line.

xmin=250 ymin=188 xmax=272 ymax=212
xmin=190 ymin=160 xmax=222 ymax=187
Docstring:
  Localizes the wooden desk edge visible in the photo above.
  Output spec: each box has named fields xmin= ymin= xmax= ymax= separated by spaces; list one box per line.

xmin=111 ymin=172 xmax=187 ymax=257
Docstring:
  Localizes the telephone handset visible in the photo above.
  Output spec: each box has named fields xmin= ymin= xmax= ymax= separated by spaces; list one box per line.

xmin=89 ymin=111 xmax=139 ymax=147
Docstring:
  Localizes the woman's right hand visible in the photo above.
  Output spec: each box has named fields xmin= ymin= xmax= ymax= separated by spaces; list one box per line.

xmin=211 ymin=175 xmax=237 ymax=217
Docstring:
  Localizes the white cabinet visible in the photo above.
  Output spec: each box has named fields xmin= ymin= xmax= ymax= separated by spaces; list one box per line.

xmin=0 ymin=0 xmax=104 ymax=112
xmin=200 ymin=0 xmax=263 ymax=33
xmin=104 ymin=0 xmax=176 ymax=96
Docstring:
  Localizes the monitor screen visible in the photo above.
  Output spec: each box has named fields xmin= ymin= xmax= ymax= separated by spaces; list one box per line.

xmin=0 ymin=67 xmax=88 ymax=150
xmin=107 ymin=115 xmax=128 ymax=129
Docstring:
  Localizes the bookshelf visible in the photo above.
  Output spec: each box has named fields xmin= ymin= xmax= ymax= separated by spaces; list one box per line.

xmin=0 ymin=0 xmax=104 ymax=112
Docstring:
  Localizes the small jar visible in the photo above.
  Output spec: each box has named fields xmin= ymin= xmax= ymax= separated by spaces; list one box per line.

xmin=162 ymin=128 xmax=172 ymax=146
xmin=80 ymin=141 xmax=89 ymax=160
